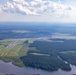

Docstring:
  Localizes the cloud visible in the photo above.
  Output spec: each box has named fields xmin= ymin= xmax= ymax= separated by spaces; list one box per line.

xmin=0 ymin=5 xmax=2 ymax=12
xmin=0 ymin=0 xmax=76 ymax=18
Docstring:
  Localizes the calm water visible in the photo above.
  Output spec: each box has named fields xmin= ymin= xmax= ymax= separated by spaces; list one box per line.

xmin=0 ymin=60 xmax=76 ymax=75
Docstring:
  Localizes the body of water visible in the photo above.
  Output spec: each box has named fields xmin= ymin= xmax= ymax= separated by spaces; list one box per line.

xmin=0 ymin=60 xmax=76 ymax=75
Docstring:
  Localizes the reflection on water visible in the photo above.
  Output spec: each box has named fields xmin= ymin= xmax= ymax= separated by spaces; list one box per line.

xmin=0 ymin=60 xmax=76 ymax=75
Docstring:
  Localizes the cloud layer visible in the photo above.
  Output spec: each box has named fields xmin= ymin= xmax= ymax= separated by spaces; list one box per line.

xmin=0 ymin=0 xmax=76 ymax=17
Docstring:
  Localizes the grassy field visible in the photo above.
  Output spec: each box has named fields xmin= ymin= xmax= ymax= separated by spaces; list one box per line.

xmin=0 ymin=39 xmax=32 ymax=67
xmin=30 ymin=53 xmax=50 ymax=56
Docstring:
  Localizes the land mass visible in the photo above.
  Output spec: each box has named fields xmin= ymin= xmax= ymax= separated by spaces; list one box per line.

xmin=1 ymin=23 xmax=76 ymax=71
xmin=1 ymin=37 xmax=76 ymax=71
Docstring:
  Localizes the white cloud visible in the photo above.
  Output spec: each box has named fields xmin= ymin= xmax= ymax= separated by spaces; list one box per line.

xmin=0 ymin=0 xmax=76 ymax=18
xmin=0 ymin=5 xmax=2 ymax=12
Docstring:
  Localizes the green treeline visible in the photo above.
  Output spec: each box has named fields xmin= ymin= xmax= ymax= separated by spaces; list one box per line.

xmin=20 ymin=40 xmax=76 ymax=71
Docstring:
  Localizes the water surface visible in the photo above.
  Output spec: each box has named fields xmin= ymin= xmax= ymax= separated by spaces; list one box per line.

xmin=0 ymin=60 xmax=76 ymax=75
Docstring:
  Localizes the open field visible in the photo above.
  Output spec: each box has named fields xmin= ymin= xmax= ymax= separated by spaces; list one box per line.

xmin=0 ymin=38 xmax=34 ymax=67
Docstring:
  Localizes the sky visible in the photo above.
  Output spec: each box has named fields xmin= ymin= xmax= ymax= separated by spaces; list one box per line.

xmin=0 ymin=0 xmax=76 ymax=22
